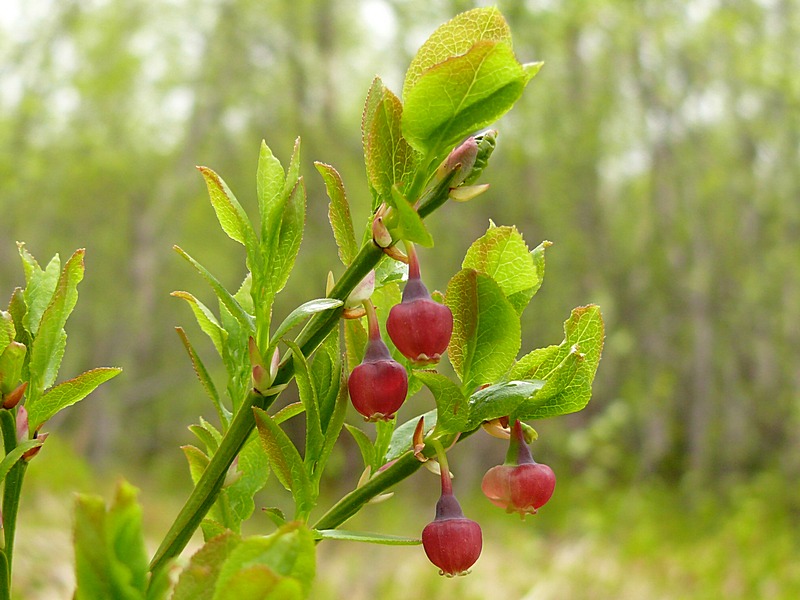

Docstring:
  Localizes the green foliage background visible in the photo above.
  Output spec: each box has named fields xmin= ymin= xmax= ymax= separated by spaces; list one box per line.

xmin=2 ymin=0 xmax=799 ymax=597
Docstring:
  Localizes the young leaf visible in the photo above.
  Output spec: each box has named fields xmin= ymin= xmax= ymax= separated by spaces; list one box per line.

xmin=270 ymin=298 xmax=343 ymax=347
xmin=17 ymin=244 xmax=61 ymax=337
xmin=315 ymin=529 xmax=421 ymax=545
xmin=0 ymin=311 xmax=15 ymax=356
xmin=403 ymin=7 xmax=511 ymax=96
xmin=414 ymin=371 xmax=468 ymax=434
xmin=0 ymin=341 xmax=26 ymax=395
xmin=311 ymin=329 xmax=341 ymax=430
xmin=344 ymin=318 xmax=367 ymax=373
xmin=0 ymin=438 xmax=44 ymax=481
xmin=171 ymin=291 xmax=228 ymax=357
xmin=27 ymin=366 xmax=121 ymax=431
xmin=510 ymin=305 xmax=605 ymax=418
xmin=315 ymin=162 xmax=358 ymax=265
xmin=362 ymin=77 xmax=419 ymax=204
xmin=174 ymin=246 xmax=254 ymax=332
xmin=225 ymin=435 xmax=270 ymax=530
xmin=282 ymin=340 xmax=323 ymax=474
xmin=388 ymin=186 xmax=433 ymax=247
xmin=344 ymin=424 xmax=374 ymax=470
xmin=175 ymin=327 xmax=228 ymax=426
xmin=172 ymin=531 xmax=242 ymax=600
xmin=267 ymin=179 xmax=306 ymax=297
xmin=73 ymin=481 xmax=149 ymax=600
xmin=213 ymin=523 xmax=316 ymax=600
xmin=256 ymin=139 xmax=286 ymax=245
xmin=462 ymin=224 xmax=543 ymax=315
xmin=27 ymin=249 xmax=85 ymax=402
xmin=198 ymin=166 xmax=256 ymax=258
xmin=253 ymin=407 xmax=314 ymax=518
xmin=402 ymin=40 xmax=533 ymax=155
xmin=316 ymin=368 xmax=347 ymax=483
xmin=445 ymin=269 xmax=521 ymax=392
xmin=385 ymin=409 xmax=437 ymax=462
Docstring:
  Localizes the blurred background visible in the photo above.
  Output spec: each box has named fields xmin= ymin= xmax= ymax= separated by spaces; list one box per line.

xmin=2 ymin=0 xmax=799 ymax=598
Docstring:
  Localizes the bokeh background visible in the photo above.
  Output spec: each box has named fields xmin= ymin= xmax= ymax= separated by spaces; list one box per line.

xmin=2 ymin=0 xmax=799 ymax=598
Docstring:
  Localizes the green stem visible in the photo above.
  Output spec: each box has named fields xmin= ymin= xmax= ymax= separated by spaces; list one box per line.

xmin=148 ymin=242 xmax=385 ymax=580
xmin=0 ymin=410 xmax=27 ymax=599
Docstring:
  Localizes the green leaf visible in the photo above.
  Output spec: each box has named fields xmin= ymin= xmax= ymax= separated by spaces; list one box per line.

xmin=182 ymin=444 xmax=210 ymax=486
xmin=198 ymin=166 xmax=256 ymax=254
xmin=312 ymin=329 xmax=341 ymax=430
xmin=385 ymin=409 xmax=436 ymax=462
xmin=362 ymin=77 xmax=419 ymax=204
xmin=171 ymin=291 xmax=228 ymax=357
xmin=445 ymin=269 xmax=521 ymax=391
xmin=18 ymin=244 xmax=61 ymax=336
xmin=282 ymin=340 xmax=323 ymax=476
xmin=343 ymin=318 xmax=367 ymax=373
xmin=189 ymin=424 xmax=219 ymax=456
xmin=403 ymin=7 xmax=511 ymax=95
xmin=27 ymin=366 xmax=121 ymax=431
xmin=267 ymin=179 xmax=306 ymax=297
xmin=225 ymin=435 xmax=270 ymax=530
xmin=0 ymin=311 xmax=14 ymax=356
xmin=273 ymin=402 xmax=305 ymax=425
xmin=0 ymin=341 xmax=26 ymax=395
xmin=7 ymin=288 xmax=30 ymax=353
xmin=465 ymin=380 xmax=546 ymax=429
xmin=253 ymin=407 xmax=314 ymax=518
xmin=175 ymin=327 xmax=228 ymax=426
xmin=414 ymin=371 xmax=468 ymax=434
xmin=271 ymin=298 xmax=343 ymax=348
xmin=403 ymin=40 xmax=532 ymax=155
xmin=256 ymin=139 xmax=286 ymax=244
xmin=344 ymin=424 xmax=374 ymax=470
xmin=174 ymin=246 xmax=254 ymax=332
xmin=0 ymin=438 xmax=44 ymax=481
xmin=462 ymin=224 xmax=543 ymax=315
xmin=388 ymin=186 xmax=433 ymax=247
xmin=172 ymin=531 xmax=242 ymax=600
xmin=74 ymin=481 xmax=149 ymax=600
xmin=315 ymin=530 xmax=421 ymax=545
xmin=510 ymin=305 xmax=604 ymax=418
xmin=315 ymin=162 xmax=358 ymax=266
xmin=28 ymin=249 xmax=85 ymax=402
xmin=316 ymin=368 xmax=347 ymax=483
xmin=213 ymin=523 xmax=315 ymax=600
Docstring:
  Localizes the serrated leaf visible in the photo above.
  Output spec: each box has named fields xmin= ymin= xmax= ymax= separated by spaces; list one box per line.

xmin=253 ymin=407 xmax=314 ymax=518
xmin=28 ymin=249 xmax=85 ymax=402
xmin=213 ymin=523 xmax=315 ymax=600
xmin=344 ymin=424 xmax=374 ymax=470
xmin=27 ymin=366 xmax=121 ymax=431
xmin=0 ymin=341 xmax=26 ymax=395
xmin=282 ymin=340 xmax=323 ymax=476
xmin=445 ymin=269 xmax=521 ymax=391
xmin=465 ymin=380 xmax=546 ymax=429
xmin=175 ymin=327 xmax=228 ymax=426
xmin=403 ymin=40 xmax=531 ymax=155
xmin=274 ymin=402 xmax=305 ymax=424
xmin=316 ymin=368 xmax=347 ymax=483
xmin=225 ymin=435 xmax=270 ymax=530
xmin=389 ymin=186 xmax=433 ymax=247
xmin=385 ymin=409 xmax=437 ymax=462
xmin=0 ymin=438 xmax=44 ymax=481
xmin=198 ymin=166 xmax=256 ymax=254
xmin=74 ymin=481 xmax=148 ymax=600
xmin=182 ymin=444 xmax=210 ymax=486
xmin=267 ymin=179 xmax=306 ymax=297
xmin=172 ymin=531 xmax=242 ymax=600
xmin=189 ymin=422 xmax=220 ymax=456
xmin=403 ymin=7 xmax=511 ymax=95
xmin=462 ymin=225 xmax=542 ymax=315
xmin=315 ymin=530 xmax=421 ymax=545
xmin=0 ymin=311 xmax=14 ymax=355
xmin=271 ymin=298 xmax=343 ymax=348
xmin=171 ymin=291 xmax=228 ymax=357
xmin=315 ymin=162 xmax=358 ymax=266
xmin=174 ymin=245 xmax=254 ymax=333
xmin=362 ymin=78 xmax=419 ymax=205
xmin=312 ymin=330 xmax=341 ymax=430
xmin=415 ymin=371 xmax=468 ymax=434
xmin=257 ymin=139 xmax=286 ymax=244
xmin=510 ymin=305 xmax=604 ymax=418
xmin=18 ymin=244 xmax=61 ymax=336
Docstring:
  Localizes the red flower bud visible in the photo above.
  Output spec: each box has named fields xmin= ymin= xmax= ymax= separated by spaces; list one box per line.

xmin=348 ymin=302 xmax=408 ymax=421
xmin=387 ymin=245 xmax=453 ymax=365
xmin=481 ymin=420 xmax=556 ymax=516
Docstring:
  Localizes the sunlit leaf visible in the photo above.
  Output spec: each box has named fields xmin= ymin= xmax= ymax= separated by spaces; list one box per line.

xmin=315 ymin=162 xmax=358 ymax=266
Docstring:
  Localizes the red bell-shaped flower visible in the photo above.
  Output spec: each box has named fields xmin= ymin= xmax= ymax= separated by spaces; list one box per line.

xmin=481 ymin=420 xmax=556 ymax=517
xmin=348 ymin=302 xmax=408 ymax=421
xmin=387 ymin=245 xmax=453 ymax=365
xmin=422 ymin=444 xmax=482 ymax=576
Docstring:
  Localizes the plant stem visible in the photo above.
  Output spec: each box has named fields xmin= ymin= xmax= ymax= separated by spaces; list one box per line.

xmin=149 ymin=242 xmax=385 ymax=580
xmin=0 ymin=410 xmax=27 ymax=599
